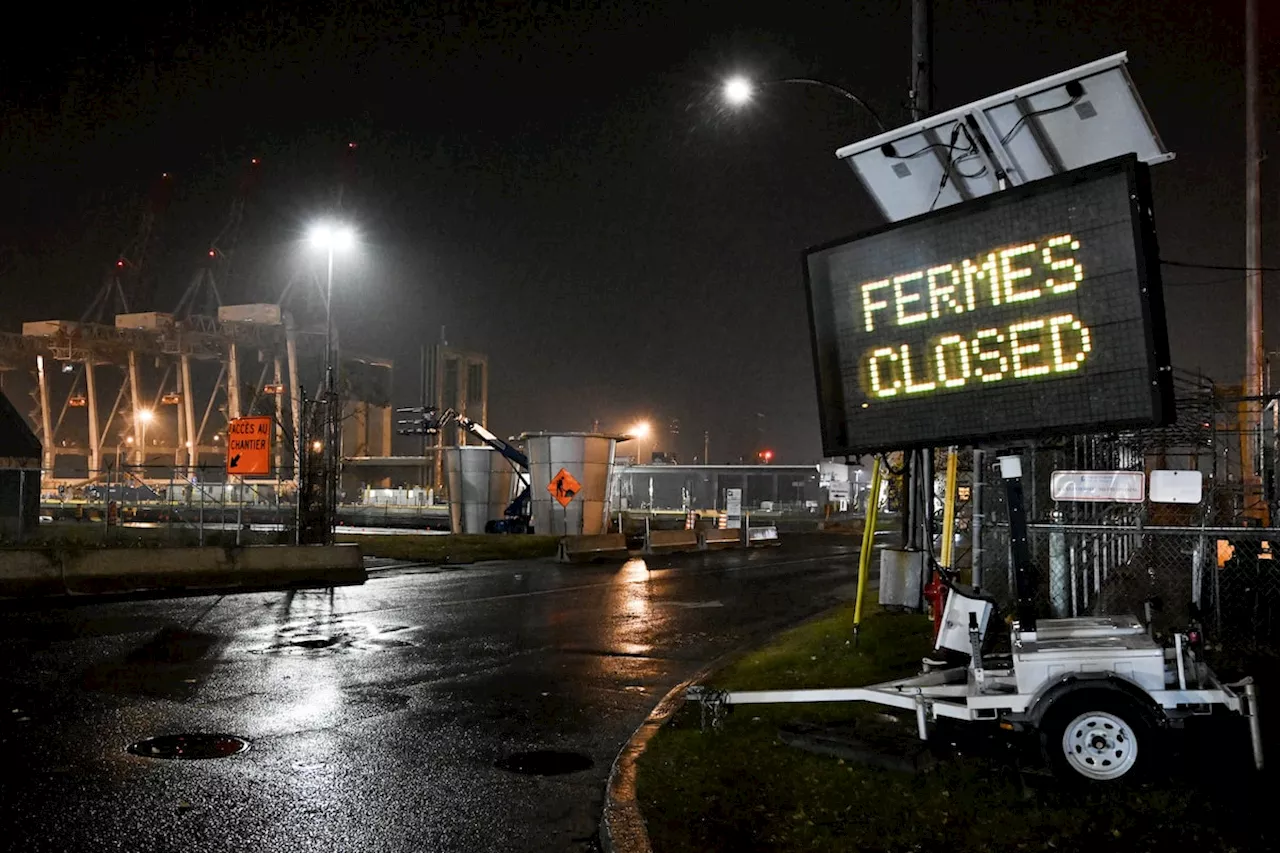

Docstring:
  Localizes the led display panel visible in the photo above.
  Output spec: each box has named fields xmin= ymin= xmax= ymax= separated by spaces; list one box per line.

xmin=805 ymin=154 xmax=1173 ymax=457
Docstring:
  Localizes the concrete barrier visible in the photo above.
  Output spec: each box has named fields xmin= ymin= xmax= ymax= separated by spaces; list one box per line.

xmin=558 ymin=534 xmax=630 ymax=563
xmin=232 ymin=544 xmax=363 ymax=577
xmin=746 ymin=526 xmax=780 ymax=546
xmin=0 ymin=550 xmax=63 ymax=596
xmin=0 ymin=544 xmax=366 ymax=598
xmin=699 ymin=528 xmax=742 ymax=551
xmin=644 ymin=529 xmax=700 ymax=555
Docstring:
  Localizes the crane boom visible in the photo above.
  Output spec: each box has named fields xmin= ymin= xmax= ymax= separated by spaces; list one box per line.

xmin=452 ymin=414 xmax=528 ymax=469
xmin=395 ymin=406 xmax=532 ymax=533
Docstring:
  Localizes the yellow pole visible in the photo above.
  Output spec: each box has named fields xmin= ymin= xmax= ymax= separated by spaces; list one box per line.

xmin=853 ymin=457 xmax=883 ymax=638
xmin=940 ymin=446 xmax=959 ymax=570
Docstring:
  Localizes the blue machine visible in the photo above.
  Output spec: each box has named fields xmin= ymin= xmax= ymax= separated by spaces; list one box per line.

xmin=397 ymin=407 xmax=532 ymax=533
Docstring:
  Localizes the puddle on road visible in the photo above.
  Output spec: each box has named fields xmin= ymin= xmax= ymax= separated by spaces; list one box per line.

xmin=249 ymin=621 xmax=415 ymax=656
xmin=494 ymin=749 xmax=594 ymax=776
xmin=251 ymin=633 xmax=415 ymax=655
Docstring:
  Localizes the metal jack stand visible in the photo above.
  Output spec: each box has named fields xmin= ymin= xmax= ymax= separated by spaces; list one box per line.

xmin=999 ymin=454 xmax=1038 ymax=633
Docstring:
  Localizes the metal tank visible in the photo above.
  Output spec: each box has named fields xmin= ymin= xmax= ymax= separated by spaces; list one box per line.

xmin=520 ymin=432 xmax=620 ymax=535
xmin=444 ymin=446 xmax=515 ymax=534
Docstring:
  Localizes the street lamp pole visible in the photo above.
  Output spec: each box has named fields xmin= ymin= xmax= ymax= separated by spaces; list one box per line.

xmin=774 ymin=78 xmax=888 ymax=131
xmin=325 ymin=246 xmax=335 ymax=405
xmin=718 ymin=2 xmax=935 ymax=596
xmin=324 ymin=244 xmax=337 ymax=544
xmin=721 ymin=76 xmax=888 ymax=133
xmin=135 ymin=410 xmax=153 ymax=479
xmin=309 ymin=221 xmax=354 ymax=545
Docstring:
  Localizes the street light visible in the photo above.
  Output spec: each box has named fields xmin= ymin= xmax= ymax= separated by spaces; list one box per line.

xmin=719 ymin=75 xmax=887 ymax=132
xmin=307 ymin=220 xmax=357 ymax=543
xmin=723 ymin=76 xmax=754 ymax=106
xmin=628 ymin=420 xmax=651 ymax=465
xmin=309 ymin=223 xmax=356 ymax=253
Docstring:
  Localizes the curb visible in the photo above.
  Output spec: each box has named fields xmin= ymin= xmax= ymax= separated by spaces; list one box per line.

xmin=598 ymin=602 xmax=857 ymax=853
xmin=0 ymin=574 xmax=366 ymax=609
xmin=598 ymin=657 xmax=724 ymax=853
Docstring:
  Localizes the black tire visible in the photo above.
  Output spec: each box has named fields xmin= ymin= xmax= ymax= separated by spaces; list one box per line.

xmin=1039 ymin=688 xmax=1155 ymax=785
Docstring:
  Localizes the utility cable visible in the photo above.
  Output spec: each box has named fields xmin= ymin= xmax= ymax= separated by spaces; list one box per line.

xmin=1001 ymin=80 xmax=1085 ymax=145
xmin=1161 ymin=259 xmax=1280 ymax=273
xmin=928 ymin=124 xmax=969 ymax=212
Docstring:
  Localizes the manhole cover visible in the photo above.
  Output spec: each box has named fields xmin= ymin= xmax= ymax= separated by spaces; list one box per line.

xmin=127 ymin=733 xmax=250 ymax=760
xmin=494 ymin=749 xmax=594 ymax=776
xmin=292 ymin=638 xmax=339 ymax=650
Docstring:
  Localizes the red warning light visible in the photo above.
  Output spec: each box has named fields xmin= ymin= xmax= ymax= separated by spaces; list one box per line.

xmin=251 ymin=158 xmax=260 ymax=165
xmin=347 ymin=142 xmax=358 ymax=150
xmin=759 ymin=450 xmax=774 ymax=462
xmin=208 ymin=249 xmax=217 ymax=258
xmin=116 ymin=259 xmax=125 ymax=268
xmin=161 ymin=172 xmax=170 ymax=179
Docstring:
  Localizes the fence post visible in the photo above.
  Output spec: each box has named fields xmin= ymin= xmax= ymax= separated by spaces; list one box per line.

xmin=1212 ymin=536 xmax=1223 ymax=638
xmin=166 ymin=465 xmax=176 ymax=542
xmin=102 ymin=465 xmax=110 ymax=544
xmin=971 ymin=449 xmax=984 ymax=590
xmin=198 ymin=468 xmax=205 ymax=546
xmin=1049 ymin=516 xmax=1068 ymax=617
xmin=1093 ymin=533 xmax=1101 ymax=602
xmin=1068 ymin=532 xmax=1078 ymax=616
xmin=17 ymin=469 xmax=25 ymax=541
xmin=1192 ymin=532 xmax=1206 ymax=610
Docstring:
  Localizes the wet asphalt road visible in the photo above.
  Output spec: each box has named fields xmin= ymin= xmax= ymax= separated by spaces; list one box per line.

xmin=0 ymin=538 xmax=860 ymax=853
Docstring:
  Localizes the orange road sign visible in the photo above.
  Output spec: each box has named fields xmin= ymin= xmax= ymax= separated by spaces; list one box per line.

xmin=547 ymin=468 xmax=582 ymax=508
xmin=226 ymin=416 xmax=272 ymax=476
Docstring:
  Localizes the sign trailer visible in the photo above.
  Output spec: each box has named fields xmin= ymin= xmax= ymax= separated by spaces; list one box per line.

xmin=691 ymin=57 xmax=1260 ymax=784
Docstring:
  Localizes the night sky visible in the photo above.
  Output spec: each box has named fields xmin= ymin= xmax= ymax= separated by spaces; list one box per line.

xmin=1 ymin=0 xmax=1277 ymax=463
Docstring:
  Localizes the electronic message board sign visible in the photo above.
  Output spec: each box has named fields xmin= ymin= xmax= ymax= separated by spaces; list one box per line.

xmin=804 ymin=154 xmax=1172 ymax=457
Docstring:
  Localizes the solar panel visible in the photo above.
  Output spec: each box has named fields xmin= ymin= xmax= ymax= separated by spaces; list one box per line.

xmin=836 ymin=53 xmax=1173 ymax=223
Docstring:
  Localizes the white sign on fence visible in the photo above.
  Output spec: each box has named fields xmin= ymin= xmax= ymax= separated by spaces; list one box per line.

xmin=1050 ymin=470 xmax=1146 ymax=503
xmin=1149 ymin=470 xmax=1203 ymax=504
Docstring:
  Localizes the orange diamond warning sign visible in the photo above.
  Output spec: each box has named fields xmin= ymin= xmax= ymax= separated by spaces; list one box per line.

xmin=226 ymin=416 xmax=272 ymax=476
xmin=547 ymin=468 xmax=582 ymax=508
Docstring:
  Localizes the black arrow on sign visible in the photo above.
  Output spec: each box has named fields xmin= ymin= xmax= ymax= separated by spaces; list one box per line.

xmin=229 ymin=453 xmax=241 ymax=469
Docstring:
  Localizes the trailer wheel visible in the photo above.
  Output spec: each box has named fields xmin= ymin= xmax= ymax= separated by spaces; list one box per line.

xmin=1040 ymin=690 xmax=1152 ymax=784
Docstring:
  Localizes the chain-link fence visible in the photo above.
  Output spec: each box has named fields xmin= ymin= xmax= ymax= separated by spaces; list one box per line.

xmin=952 ymin=369 xmax=1280 ymax=654
xmin=977 ymin=519 xmax=1280 ymax=654
xmin=8 ymin=393 xmax=390 ymax=547
xmin=32 ymin=463 xmax=300 ymax=547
